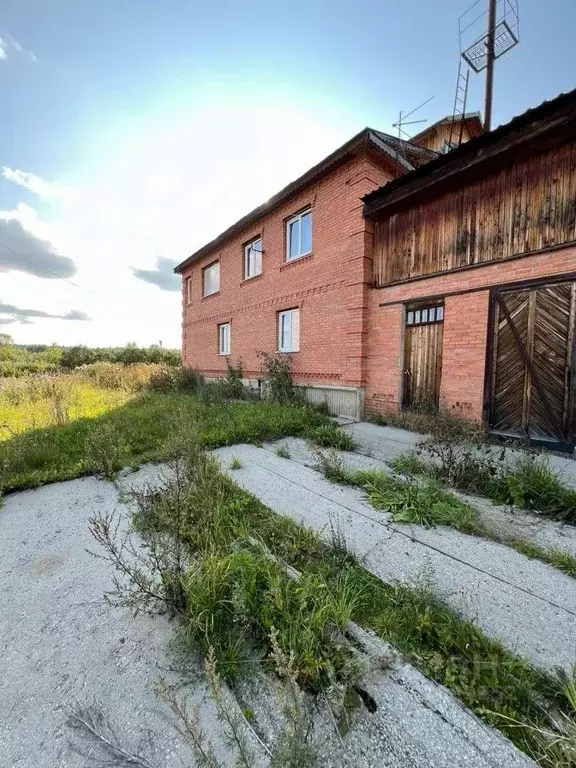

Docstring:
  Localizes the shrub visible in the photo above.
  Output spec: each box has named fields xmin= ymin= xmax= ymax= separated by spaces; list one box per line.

xmin=148 ymin=366 xmax=204 ymax=393
xmin=260 ymin=353 xmax=302 ymax=404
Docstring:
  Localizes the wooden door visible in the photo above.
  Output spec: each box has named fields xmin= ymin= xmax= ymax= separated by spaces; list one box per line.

xmin=403 ymin=303 xmax=444 ymax=409
xmin=490 ymin=281 xmax=576 ymax=444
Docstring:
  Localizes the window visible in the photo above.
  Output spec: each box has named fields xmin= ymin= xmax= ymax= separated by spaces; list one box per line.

xmin=185 ymin=276 xmax=192 ymax=304
xmin=203 ymin=262 xmax=220 ymax=297
xmin=406 ymin=303 xmax=444 ymax=327
xmin=278 ymin=309 xmax=300 ymax=352
xmin=286 ymin=209 xmax=312 ymax=261
xmin=440 ymin=140 xmax=457 ymax=154
xmin=218 ymin=323 xmax=231 ymax=355
xmin=244 ymin=237 xmax=263 ymax=279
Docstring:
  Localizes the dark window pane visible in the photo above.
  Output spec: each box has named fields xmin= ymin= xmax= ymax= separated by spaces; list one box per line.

xmin=289 ymin=220 xmax=300 ymax=259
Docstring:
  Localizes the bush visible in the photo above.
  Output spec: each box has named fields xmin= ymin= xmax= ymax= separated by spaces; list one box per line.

xmin=148 ymin=366 xmax=204 ymax=393
xmin=260 ymin=353 xmax=302 ymax=404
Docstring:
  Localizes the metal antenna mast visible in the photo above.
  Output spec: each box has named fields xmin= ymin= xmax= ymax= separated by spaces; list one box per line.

xmin=484 ymin=0 xmax=497 ymax=130
xmin=456 ymin=0 xmax=519 ymax=134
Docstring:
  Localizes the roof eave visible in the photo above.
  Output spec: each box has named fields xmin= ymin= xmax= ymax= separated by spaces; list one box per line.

xmin=362 ymin=89 xmax=576 ymax=219
xmin=174 ymin=128 xmax=375 ymax=274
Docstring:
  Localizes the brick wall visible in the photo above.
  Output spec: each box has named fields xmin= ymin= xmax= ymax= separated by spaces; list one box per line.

xmin=365 ymin=243 xmax=576 ymax=421
xmin=181 ymin=152 xmax=392 ymax=388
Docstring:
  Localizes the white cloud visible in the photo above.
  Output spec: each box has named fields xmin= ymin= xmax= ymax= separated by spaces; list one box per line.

xmin=4 ymin=89 xmax=364 ymax=347
xmin=0 ymin=32 xmax=36 ymax=62
xmin=1 ymin=167 xmax=63 ymax=199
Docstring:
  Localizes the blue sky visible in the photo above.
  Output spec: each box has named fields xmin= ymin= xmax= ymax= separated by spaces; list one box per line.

xmin=1 ymin=0 xmax=575 ymax=347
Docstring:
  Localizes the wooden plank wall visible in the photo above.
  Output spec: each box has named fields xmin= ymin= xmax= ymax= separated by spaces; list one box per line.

xmin=374 ymin=141 xmax=576 ymax=285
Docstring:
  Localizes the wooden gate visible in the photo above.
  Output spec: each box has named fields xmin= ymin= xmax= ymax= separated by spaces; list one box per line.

xmin=403 ymin=303 xmax=444 ymax=409
xmin=490 ymin=280 xmax=576 ymax=445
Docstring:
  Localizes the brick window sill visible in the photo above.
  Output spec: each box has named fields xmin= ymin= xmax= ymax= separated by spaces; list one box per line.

xmin=280 ymin=253 xmax=313 ymax=272
xmin=201 ymin=291 xmax=220 ymax=301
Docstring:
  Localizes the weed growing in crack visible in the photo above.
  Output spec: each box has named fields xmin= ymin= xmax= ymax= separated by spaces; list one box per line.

xmin=66 ymin=698 xmax=162 ymax=768
xmin=394 ymin=426 xmax=576 ymax=524
xmin=305 ymin=424 xmax=355 ymax=451
xmin=275 ymin=445 xmax=291 ymax=459
xmin=229 ymin=457 xmax=243 ymax=470
xmin=156 ymin=678 xmax=224 ymax=768
xmin=269 ymin=628 xmax=318 ymax=768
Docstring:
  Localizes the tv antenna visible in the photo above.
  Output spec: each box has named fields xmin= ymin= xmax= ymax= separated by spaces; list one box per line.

xmin=392 ymin=95 xmax=435 ymax=141
xmin=454 ymin=0 xmax=520 ymax=132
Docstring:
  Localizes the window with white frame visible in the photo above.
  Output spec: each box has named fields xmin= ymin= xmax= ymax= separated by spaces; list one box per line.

xmin=218 ymin=322 xmax=231 ymax=355
xmin=185 ymin=276 xmax=192 ymax=304
xmin=286 ymin=209 xmax=312 ymax=261
xmin=278 ymin=308 xmax=300 ymax=353
xmin=244 ymin=237 xmax=262 ymax=279
xmin=203 ymin=262 xmax=220 ymax=296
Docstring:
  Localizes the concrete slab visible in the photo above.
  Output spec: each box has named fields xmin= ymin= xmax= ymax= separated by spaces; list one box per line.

xmin=215 ymin=444 xmax=576 ymax=672
xmin=263 ymin=436 xmax=576 ymax=558
xmin=1 ymin=466 xmax=538 ymax=768
xmin=0 ymin=477 xmax=231 ymax=768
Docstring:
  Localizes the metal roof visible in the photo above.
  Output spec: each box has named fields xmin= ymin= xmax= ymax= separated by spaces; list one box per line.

xmin=363 ymin=88 xmax=576 ymax=216
xmin=174 ymin=128 xmax=430 ymax=273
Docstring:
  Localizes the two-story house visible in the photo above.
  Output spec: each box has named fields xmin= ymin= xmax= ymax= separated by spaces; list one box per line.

xmin=175 ymin=88 xmax=576 ymax=448
xmin=174 ymin=115 xmax=480 ymax=418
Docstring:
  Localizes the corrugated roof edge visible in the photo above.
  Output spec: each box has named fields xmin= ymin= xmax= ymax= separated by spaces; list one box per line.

xmin=173 ymin=126 xmax=424 ymax=273
xmin=362 ymin=88 xmax=576 ymax=214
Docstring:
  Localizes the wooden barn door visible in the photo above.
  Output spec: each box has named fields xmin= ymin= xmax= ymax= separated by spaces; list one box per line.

xmin=403 ymin=303 xmax=444 ymax=409
xmin=490 ymin=281 xmax=576 ymax=445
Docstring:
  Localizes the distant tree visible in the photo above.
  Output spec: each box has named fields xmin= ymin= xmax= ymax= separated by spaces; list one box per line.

xmin=0 ymin=333 xmax=13 ymax=346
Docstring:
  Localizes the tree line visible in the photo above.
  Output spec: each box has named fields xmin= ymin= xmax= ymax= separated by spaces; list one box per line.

xmin=0 ymin=334 xmax=181 ymax=377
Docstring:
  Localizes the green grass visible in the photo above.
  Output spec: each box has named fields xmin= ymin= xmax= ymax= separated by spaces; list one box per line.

xmin=509 ymin=541 xmax=576 ymax=578
xmin=0 ymin=393 xmax=331 ymax=492
xmin=130 ymin=447 xmax=568 ymax=763
xmin=390 ymin=447 xmax=576 ymax=526
xmin=319 ymin=453 xmax=576 ymax=582
xmin=304 ymin=423 xmax=356 ymax=451
xmin=317 ymin=453 xmax=477 ymax=531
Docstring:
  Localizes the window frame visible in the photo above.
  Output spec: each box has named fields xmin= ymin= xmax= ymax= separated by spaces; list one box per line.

xmin=243 ymin=237 xmax=263 ymax=280
xmin=203 ymin=261 xmax=220 ymax=297
xmin=285 ymin=208 xmax=312 ymax=262
xmin=218 ymin=322 xmax=231 ymax=355
xmin=278 ymin=308 xmax=300 ymax=353
xmin=405 ymin=302 xmax=444 ymax=328
xmin=185 ymin=276 xmax=193 ymax=304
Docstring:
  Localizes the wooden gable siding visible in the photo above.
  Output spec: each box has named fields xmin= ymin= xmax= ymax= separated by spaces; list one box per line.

xmin=413 ymin=122 xmax=476 ymax=153
xmin=373 ymin=141 xmax=576 ymax=286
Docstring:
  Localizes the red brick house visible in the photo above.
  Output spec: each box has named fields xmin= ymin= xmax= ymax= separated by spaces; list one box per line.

xmin=176 ymin=89 xmax=576 ymax=447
